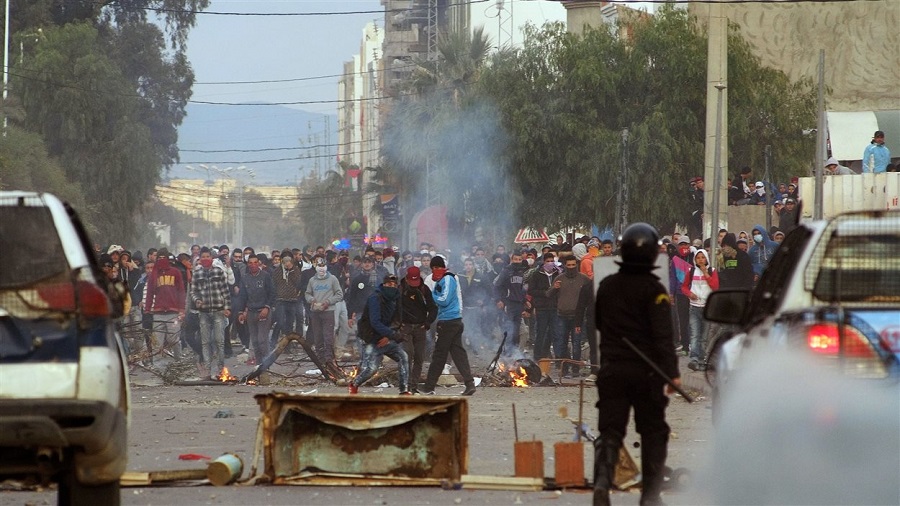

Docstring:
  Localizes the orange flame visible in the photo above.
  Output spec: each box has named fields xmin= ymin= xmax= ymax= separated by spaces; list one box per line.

xmin=218 ymin=367 xmax=237 ymax=382
xmin=509 ymin=366 xmax=529 ymax=388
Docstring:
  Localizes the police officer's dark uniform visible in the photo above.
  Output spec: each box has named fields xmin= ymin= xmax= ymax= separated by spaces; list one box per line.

xmin=593 ymin=223 xmax=680 ymax=506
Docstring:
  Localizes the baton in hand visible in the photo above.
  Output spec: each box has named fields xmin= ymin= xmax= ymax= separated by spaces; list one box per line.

xmin=621 ymin=337 xmax=694 ymax=403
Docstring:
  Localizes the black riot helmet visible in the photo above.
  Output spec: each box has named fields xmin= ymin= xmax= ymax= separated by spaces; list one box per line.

xmin=619 ymin=223 xmax=660 ymax=267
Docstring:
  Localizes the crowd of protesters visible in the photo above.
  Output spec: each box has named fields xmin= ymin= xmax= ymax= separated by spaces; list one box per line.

xmin=96 ymin=191 xmax=797 ymax=389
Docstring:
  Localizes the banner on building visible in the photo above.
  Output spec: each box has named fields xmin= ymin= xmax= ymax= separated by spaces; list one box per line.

xmin=381 ymin=194 xmax=400 ymax=233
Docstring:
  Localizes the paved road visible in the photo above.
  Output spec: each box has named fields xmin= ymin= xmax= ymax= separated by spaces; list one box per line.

xmin=2 ymin=352 xmax=715 ymax=505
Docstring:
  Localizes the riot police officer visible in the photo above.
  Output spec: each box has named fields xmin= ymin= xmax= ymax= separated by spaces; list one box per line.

xmin=593 ymin=223 xmax=681 ymax=506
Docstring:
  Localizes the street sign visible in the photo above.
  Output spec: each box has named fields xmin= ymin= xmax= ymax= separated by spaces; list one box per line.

xmin=514 ymin=227 xmax=550 ymax=244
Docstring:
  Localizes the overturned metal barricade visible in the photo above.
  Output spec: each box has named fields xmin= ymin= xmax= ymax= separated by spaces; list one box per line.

xmin=253 ymin=393 xmax=468 ymax=486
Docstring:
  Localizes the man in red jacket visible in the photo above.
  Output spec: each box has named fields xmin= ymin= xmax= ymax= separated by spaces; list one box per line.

xmin=144 ymin=248 xmax=186 ymax=360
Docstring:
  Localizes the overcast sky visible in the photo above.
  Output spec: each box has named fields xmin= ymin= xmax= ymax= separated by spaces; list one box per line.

xmin=185 ymin=0 xmax=384 ymax=116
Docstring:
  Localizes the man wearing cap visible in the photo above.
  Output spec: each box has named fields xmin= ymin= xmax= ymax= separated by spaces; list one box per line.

xmin=863 ymin=130 xmax=891 ymax=173
xmin=824 ymin=157 xmax=854 ymax=175
xmin=349 ymin=274 xmax=410 ymax=395
xmin=398 ymin=266 xmax=437 ymax=391
xmin=749 ymin=181 xmax=769 ymax=206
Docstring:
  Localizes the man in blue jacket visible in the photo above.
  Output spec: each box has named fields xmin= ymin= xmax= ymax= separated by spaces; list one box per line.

xmin=747 ymin=224 xmax=779 ymax=284
xmin=349 ymin=275 xmax=410 ymax=395
xmin=421 ymin=256 xmax=477 ymax=396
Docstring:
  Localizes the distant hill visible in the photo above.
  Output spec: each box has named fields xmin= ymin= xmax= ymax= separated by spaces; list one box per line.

xmin=170 ymin=103 xmax=338 ymax=185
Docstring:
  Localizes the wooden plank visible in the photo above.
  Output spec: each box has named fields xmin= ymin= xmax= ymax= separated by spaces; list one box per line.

xmin=120 ymin=472 xmax=150 ymax=487
xmin=459 ymin=474 xmax=544 ymax=491
xmin=120 ymin=468 xmax=208 ymax=487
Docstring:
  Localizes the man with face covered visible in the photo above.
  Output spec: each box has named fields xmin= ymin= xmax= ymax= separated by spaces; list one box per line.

xmin=547 ymin=255 xmax=593 ymax=377
xmin=304 ymin=256 xmax=344 ymax=366
xmin=348 ymin=256 xmax=389 ymax=326
xmin=191 ymin=247 xmax=231 ymax=379
xmin=143 ymin=248 xmax=186 ymax=359
xmin=420 ymin=256 xmax=476 ymax=396
xmin=349 ymin=275 xmax=410 ymax=395
xmin=673 ymin=238 xmax=694 ymax=352
xmin=235 ymin=254 xmax=276 ymax=369
xmin=493 ymin=252 xmax=529 ymax=352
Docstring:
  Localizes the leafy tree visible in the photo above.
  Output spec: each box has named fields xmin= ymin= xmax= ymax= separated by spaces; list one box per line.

xmin=478 ymin=8 xmax=816 ymax=233
xmin=241 ymin=189 xmax=283 ymax=250
xmin=2 ymin=0 xmax=206 ymax=243
xmin=290 ymin=169 xmax=363 ymax=249
xmin=0 ymin=125 xmax=91 ymax=226
xmin=15 ymin=22 xmax=160 ymax=240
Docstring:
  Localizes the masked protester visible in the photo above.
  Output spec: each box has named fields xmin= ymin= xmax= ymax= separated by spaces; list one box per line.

xmin=143 ymin=248 xmax=186 ymax=359
xmin=235 ymin=254 xmax=276 ymax=373
xmin=191 ymin=247 xmax=231 ymax=380
xmin=304 ymin=256 xmax=344 ymax=367
xmin=349 ymin=275 xmax=410 ymax=395
xmin=493 ymin=252 xmax=528 ymax=353
xmin=419 ymin=256 xmax=476 ymax=396
xmin=593 ymin=223 xmax=680 ymax=506
xmin=546 ymin=255 xmax=592 ymax=377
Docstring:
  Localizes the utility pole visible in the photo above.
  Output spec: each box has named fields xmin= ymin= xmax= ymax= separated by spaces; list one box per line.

xmin=710 ymin=84 xmax=726 ymax=271
xmin=614 ymin=128 xmax=629 ymax=237
xmin=703 ymin=2 xmax=728 ymax=244
xmin=3 ymin=0 xmax=10 ymax=135
xmin=814 ymin=50 xmax=826 ymax=220
xmin=764 ymin=145 xmax=773 ymax=231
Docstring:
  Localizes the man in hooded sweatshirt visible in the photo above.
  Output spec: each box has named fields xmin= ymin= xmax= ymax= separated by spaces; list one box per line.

xmin=680 ymin=248 xmax=719 ymax=370
xmin=143 ymin=248 xmax=186 ymax=359
xmin=305 ymin=256 xmax=344 ymax=366
xmin=717 ymin=233 xmax=755 ymax=290
xmin=349 ymin=275 xmax=410 ymax=395
xmin=747 ymin=225 xmax=779 ymax=284
xmin=493 ymin=251 xmax=528 ymax=352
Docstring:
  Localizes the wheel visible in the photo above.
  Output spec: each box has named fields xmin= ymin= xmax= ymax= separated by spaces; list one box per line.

xmin=58 ymin=462 xmax=120 ymax=506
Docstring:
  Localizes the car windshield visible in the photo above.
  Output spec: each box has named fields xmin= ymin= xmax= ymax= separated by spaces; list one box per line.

xmin=813 ymin=235 xmax=900 ymax=302
xmin=0 ymin=206 xmax=68 ymax=289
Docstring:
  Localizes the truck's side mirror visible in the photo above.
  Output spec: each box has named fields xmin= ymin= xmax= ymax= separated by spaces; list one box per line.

xmin=704 ymin=290 xmax=750 ymax=325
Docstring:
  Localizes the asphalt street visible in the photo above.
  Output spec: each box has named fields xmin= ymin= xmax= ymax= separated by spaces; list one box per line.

xmin=1 ymin=350 xmax=715 ymax=506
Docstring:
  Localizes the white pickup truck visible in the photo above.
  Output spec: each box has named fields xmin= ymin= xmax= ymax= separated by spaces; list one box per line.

xmin=703 ymin=210 xmax=900 ymax=421
xmin=0 ymin=192 xmax=129 ymax=505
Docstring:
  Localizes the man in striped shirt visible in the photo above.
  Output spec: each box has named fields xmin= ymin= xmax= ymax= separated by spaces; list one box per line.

xmin=191 ymin=247 xmax=231 ymax=379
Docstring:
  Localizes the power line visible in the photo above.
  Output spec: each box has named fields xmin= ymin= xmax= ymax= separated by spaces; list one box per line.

xmin=6 ymin=68 xmax=431 ymax=106
xmin=178 ymin=146 xmax=380 ymax=164
xmin=105 ymin=0 xmax=886 ymax=18
xmin=181 ymin=140 xmax=365 ymax=153
xmin=193 ymin=65 xmax=418 ymax=85
xmin=109 ymin=0 xmax=493 ymax=17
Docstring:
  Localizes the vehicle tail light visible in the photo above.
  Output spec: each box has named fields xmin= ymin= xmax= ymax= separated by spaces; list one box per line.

xmin=806 ymin=323 xmax=887 ymax=378
xmin=807 ymin=323 xmax=876 ymax=358
xmin=35 ymin=281 xmax=110 ymax=318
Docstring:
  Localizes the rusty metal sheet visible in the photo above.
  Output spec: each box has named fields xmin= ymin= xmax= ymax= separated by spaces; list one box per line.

xmin=255 ymin=393 xmax=468 ymax=485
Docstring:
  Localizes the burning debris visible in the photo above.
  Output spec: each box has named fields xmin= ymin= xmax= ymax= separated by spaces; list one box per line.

xmin=483 ymin=359 xmax=544 ymax=387
xmin=217 ymin=367 xmax=238 ymax=383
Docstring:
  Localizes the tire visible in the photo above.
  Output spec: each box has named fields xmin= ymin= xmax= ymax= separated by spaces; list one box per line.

xmin=58 ymin=462 xmax=120 ymax=506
